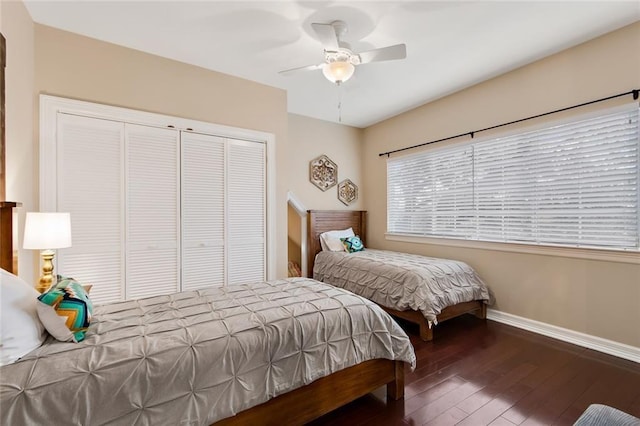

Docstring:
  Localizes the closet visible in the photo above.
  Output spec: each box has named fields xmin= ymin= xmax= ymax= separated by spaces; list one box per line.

xmin=47 ymin=98 xmax=267 ymax=305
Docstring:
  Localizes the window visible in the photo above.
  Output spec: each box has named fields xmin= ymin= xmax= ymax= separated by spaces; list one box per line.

xmin=387 ymin=106 xmax=640 ymax=251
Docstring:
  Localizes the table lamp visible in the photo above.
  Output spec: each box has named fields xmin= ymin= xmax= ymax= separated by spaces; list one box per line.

xmin=23 ymin=212 xmax=72 ymax=293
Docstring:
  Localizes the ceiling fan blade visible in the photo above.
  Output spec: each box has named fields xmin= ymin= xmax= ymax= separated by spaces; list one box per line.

xmin=311 ymin=23 xmax=339 ymax=51
xmin=358 ymin=44 xmax=407 ymax=64
xmin=279 ymin=63 xmax=324 ymax=76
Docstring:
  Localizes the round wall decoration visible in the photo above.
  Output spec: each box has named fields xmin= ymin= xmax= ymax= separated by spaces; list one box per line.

xmin=309 ymin=154 xmax=338 ymax=192
xmin=338 ymin=179 xmax=358 ymax=206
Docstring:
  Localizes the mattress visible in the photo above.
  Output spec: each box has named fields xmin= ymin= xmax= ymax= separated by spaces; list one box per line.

xmin=0 ymin=278 xmax=415 ymax=425
xmin=314 ymin=249 xmax=490 ymax=324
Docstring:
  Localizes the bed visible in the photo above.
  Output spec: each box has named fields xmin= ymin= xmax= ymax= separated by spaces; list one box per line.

xmin=307 ymin=210 xmax=490 ymax=341
xmin=0 ymin=276 xmax=415 ymax=425
xmin=0 ymin=215 xmax=415 ymax=425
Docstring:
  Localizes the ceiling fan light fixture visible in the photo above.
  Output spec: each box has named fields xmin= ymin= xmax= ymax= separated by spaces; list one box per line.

xmin=322 ymin=61 xmax=355 ymax=84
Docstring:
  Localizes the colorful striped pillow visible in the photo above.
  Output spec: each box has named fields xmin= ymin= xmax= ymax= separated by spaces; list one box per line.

xmin=36 ymin=276 xmax=93 ymax=342
xmin=341 ymin=235 xmax=365 ymax=253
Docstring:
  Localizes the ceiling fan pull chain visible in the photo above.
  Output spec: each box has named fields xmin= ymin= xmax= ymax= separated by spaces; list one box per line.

xmin=338 ymin=83 xmax=343 ymax=123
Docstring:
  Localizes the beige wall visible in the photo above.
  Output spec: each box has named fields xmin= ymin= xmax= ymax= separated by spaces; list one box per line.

xmin=2 ymin=0 xmax=36 ymax=284
xmin=285 ymin=113 xmax=364 ymax=277
xmin=363 ymin=22 xmax=640 ymax=347
xmin=287 ymin=113 xmax=364 ymax=210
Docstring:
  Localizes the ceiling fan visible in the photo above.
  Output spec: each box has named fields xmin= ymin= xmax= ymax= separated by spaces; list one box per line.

xmin=279 ymin=20 xmax=407 ymax=85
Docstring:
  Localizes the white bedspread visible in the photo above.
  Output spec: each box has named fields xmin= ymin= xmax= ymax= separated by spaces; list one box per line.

xmin=314 ymin=249 xmax=490 ymax=324
xmin=0 ymin=278 xmax=415 ymax=425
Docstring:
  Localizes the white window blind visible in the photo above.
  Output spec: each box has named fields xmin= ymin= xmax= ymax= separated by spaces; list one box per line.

xmin=387 ymin=107 xmax=640 ymax=251
xmin=388 ymin=146 xmax=474 ymax=238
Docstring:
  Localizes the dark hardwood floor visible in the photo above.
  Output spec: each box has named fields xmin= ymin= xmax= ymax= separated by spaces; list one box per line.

xmin=310 ymin=315 xmax=640 ymax=426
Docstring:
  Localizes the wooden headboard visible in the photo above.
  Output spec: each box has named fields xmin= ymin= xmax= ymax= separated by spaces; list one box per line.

xmin=307 ymin=210 xmax=366 ymax=277
xmin=0 ymin=201 xmax=20 ymax=274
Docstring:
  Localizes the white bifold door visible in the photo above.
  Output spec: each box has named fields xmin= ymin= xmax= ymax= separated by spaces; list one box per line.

xmin=181 ymin=132 xmax=225 ymax=290
xmin=55 ymin=113 xmax=266 ymax=304
xmin=226 ymin=139 xmax=266 ymax=285
xmin=125 ymin=124 xmax=180 ymax=299
xmin=56 ymin=114 xmax=125 ymax=303
xmin=181 ymin=134 xmax=266 ymax=290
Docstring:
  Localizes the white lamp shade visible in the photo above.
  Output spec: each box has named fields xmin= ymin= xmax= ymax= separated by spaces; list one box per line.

xmin=23 ymin=212 xmax=72 ymax=250
xmin=322 ymin=61 xmax=355 ymax=83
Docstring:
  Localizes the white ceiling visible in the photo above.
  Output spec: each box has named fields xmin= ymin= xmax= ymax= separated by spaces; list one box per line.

xmin=24 ymin=1 xmax=640 ymax=128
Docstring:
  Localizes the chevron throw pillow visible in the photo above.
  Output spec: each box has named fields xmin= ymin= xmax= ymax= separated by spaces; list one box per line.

xmin=37 ymin=276 xmax=93 ymax=342
xmin=341 ymin=235 xmax=365 ymax=253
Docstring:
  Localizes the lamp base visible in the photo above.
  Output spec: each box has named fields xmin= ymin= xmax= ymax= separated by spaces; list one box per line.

xmin=36 ymin=250 xmax=56 ymax=294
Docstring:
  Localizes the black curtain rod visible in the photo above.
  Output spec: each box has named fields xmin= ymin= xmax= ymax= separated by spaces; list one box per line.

xmin=379 ymin=88 xmax=640 ymax=157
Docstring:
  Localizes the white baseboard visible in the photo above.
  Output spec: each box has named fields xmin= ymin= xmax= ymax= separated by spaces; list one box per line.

xmin=486 ymin=309 xmax=640 ymax=364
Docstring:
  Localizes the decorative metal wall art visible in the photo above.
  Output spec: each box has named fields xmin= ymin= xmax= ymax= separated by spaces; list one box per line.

xmin=309 ymin=155 xmax=338 ymax=192
xmin=337 ymin=179 xmax=358 ymax=206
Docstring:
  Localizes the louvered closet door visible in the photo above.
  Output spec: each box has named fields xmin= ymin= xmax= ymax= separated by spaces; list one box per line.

xmin=125 ymin=124 xmax=180 ymax=299
xmin=56 ymin=114 xmax=125 ymax=304
xmin=227 ymin=139 xmax=266 ymax=284
xmin=181 ymin=132 xmax=225 ymax=290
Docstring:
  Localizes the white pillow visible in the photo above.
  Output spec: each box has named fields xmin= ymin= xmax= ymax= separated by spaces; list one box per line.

xmin=0 ymin=268 xmax=47 ymax=366
xmin=320 ymin=228 xmax=355 ymax=252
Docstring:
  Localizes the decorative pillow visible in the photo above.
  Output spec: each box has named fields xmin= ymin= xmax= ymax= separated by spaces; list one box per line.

xmin=320 ymin=228 xmax=355 ymax=252
xmin=341 ymin=235 xmax=365 ymax=253
xmin=36 ymin=276 xmax=93 ymax=342
xmin=0 ymin=268 xmax=47 ymax=366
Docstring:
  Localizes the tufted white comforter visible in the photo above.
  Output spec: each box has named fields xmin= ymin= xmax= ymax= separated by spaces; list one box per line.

xmin=0 ymin=278 xmax=415 ymax=425
xmin=314 ymin=249 xmax=490 ymax=325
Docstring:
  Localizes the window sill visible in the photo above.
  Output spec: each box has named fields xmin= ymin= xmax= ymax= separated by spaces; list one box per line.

xmin=384 ymin=233 xmax=640 ymax=264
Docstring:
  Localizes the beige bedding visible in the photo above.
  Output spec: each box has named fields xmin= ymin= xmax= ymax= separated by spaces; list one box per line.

xmin=0 ymin=278 xmax=415 ymax=425
xmin=314 ymin=249 xmax=490 ymax=324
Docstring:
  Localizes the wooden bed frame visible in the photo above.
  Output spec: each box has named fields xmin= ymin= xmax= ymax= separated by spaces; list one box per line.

xmin=216 ymin=359 xmax=404 ymax=425
xmin=1 ymin=206 xmax=405 ymax=425
xmin=307 ymin=209 xmax=486 ymax=341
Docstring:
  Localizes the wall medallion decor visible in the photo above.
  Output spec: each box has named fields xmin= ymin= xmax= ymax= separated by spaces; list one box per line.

xmin=309 ymin=154 xmax=338 ymax=192
xmin=337 ymin=179 xmax=358 ymax=206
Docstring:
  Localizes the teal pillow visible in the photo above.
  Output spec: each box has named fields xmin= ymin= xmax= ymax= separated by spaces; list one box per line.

xmin=341 ymin=235 xmax=365 ymax=253
xmin=36 ymin=276 xmax=93 ymax=342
